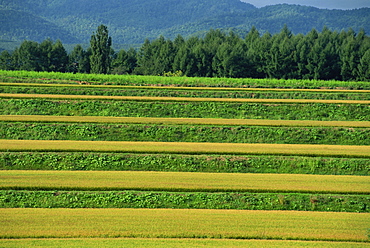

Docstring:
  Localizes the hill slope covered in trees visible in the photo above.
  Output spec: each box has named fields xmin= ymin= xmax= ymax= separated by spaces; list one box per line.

xmin=0 ymin=0 xmax=369 ymax=45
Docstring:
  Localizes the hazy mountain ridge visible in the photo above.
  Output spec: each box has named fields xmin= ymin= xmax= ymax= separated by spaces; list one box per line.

xmin=0 ymin=0 xmax=369 ymax=45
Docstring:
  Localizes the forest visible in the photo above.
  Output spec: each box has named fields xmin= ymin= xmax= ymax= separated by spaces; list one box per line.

xmin=1 ymin=25 xmax=369 ymax=81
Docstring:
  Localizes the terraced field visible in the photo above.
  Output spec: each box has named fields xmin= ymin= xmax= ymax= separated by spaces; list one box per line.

xmin=0 ymin=72 xmax=369 ymax=247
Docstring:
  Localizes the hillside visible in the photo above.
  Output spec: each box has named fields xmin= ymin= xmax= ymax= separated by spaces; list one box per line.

xmin=0 ymin=71 xmax=369 ymax=246
xmin=0 ymin=0 xmax=369 ymax=45
xmin=0 ymin=9 xmax=80 ymax=44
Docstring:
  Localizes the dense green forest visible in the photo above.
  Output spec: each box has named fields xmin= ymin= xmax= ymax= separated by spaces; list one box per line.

xmin=1 ymin=25 xmax=369 ymax=81
xmin=0 ymin=0 xmax=369 ymax=45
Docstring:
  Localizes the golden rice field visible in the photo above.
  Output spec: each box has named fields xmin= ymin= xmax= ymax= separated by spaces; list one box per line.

xmin=1 ymin=208 xmax=369 ymax=241
xmin=2 ymin=115 xmax=370 ymax=127
xmin=1 ymin=238 xmax=369 ymax=248
xmin=1 ymin=139 xmax=369 ymax=157
xmin=1 ymin=170 xmax=369 ymax=194
xmin=1 ymin=93 xmax=370 ymax=104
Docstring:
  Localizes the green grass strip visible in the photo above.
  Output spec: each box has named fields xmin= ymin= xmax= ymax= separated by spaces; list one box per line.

xmin=1 ymin=152 xmax=368 ymax=175
xmin=2 ymin=82 xmax=370 ymax=93
xmin=2 ymin=115 xmax=370 ymax=127
xmin=4 ymin=85 xmax=370 ymax=101
xmin=1 ymin=208 xmax=369 ymax=242
xmin=1 ymin=93 xmax=370 ymax=104
xmin=2 ymin=70 xmax=369 ymax=89
xmin=1 ymin=140 xmax=369 ymax=157
xmin=2 ymin=99 xmax=367 ymax=121
xmin=1 ymin=170 xmax=369 ymax=194
xmin=1 ymin=190 xmax=368 ymax=212
xmin=1 ymin=122 xmax=370 ymax=146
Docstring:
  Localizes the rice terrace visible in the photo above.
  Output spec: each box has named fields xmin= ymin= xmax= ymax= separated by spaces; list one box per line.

xmin=0 ymin=70 xmax=368 ymax=247
xmin=1 ymin=0 xmax=370 ymax=245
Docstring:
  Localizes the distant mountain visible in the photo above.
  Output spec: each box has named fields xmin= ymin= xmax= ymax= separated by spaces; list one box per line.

xmin=0 ymin=0 xmax=369 ymax=45
xmin=0 ymin=9 xmax=80 ymax=43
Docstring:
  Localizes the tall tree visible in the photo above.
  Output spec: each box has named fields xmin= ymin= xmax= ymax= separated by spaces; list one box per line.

xmin=38 ymin=39 xmax=53 ymax=71
xmin=50 ymin=40 xmax=68 ymax=72
xmin=111 ymin=48 xmax=137 ymax=75
xmin=13 ymin=40 xmax=41 ymax=71
xmin=358 ymin=49 xmax=370 ymax=81
xmin=69 ymin=44 xmax=90 ymax=73
xmin=0 ymin=50 xmax=14 ymax=70
xmin=90 ymin=25 xmax=112 ymax=74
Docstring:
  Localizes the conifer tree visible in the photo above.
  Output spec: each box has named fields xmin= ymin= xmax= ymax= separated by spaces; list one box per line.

xmin=69 ymin=45 xmax=90 ymax=73
xmin=50 ymin=40 xmax=68 ymax=72
xmin=0 ymin=50 xmax=13 ymax=70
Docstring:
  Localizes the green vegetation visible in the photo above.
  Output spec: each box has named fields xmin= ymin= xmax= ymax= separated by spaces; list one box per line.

xmin=1 ymin=0 xmax=369 ymax=47
xmin=1 ymin=122 xmax=370 ymax=145
xmin=2 ymin=24 xmax=370 ymax=81
xmin=1 ymin=190 xmax=368 ymax=212
xmin=2 ymin=70 xmax=370 ymax=89
xmin=89 ymin=25 xmax=112 ymax=74
xmin=1 ymin=84 xmax=370 ymax=100
xmin=1 ymin=152 xmax=368 ymax=175
xmin=1 ymin=98 xmax=369 ymax=121
xmin=4 ymin=93 xmax=370 ymax=104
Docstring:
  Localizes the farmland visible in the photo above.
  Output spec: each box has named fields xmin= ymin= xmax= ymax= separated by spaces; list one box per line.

xmin=1 ymin=170 xmax=369 ymax=194
xmin=2 ymin=239 xmax=370 ymax=248
xmin=0 ymin=70 xmax=369 ymax=247
xmin=1 ymin=209 xmax=369 ymax=241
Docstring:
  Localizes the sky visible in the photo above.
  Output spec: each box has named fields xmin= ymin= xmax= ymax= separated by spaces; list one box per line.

xmin=242 ymin=0 xmax=370 ymax=9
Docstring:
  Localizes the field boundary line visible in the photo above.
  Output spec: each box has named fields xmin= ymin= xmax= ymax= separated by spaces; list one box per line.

xmin=1 ymin=115 xmax=370 ymax=127
xmin=1 ymin=140 xmax=369 ymax=157
xmin=2 ymin=82 xmax=370 ymax=93
xmin=1 ymin=93 xmax=370 ymax=104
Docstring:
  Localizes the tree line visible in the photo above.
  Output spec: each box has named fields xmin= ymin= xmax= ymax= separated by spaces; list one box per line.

xmin=1 ymin=25 xmax=369 ymax=81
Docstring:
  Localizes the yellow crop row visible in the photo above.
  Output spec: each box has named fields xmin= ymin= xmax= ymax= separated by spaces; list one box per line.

xmin=1 ymin=170 xmax=369 ymax=193
xmin=1 ymin=140 xmax=369 ymax=157
xmin=1 ymin=238 xmax=369 ymax=248
xmin=1 ymin=93 xmax=370 ymax=104
xmin=2 ymin=115 xmax=370 ymax=127
xmin=1 ymin=208 xmax=369 ymax=242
